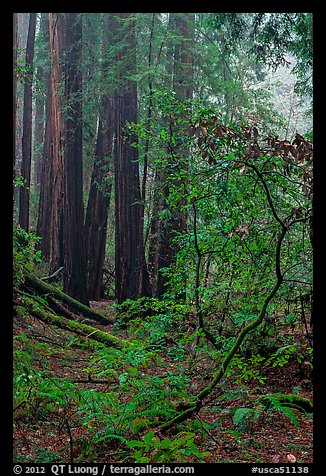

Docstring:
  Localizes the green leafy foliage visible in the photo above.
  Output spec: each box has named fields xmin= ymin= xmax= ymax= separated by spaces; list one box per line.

xmin=126 ymin=431 xmax=210 ymax=463
xmin=232 ymin=407 xmax=262 ymax=432
xmin=259 ymin=396 xmax=300 ymax=427
xmin=265 ymin=344 xmax=312 ymax=369
xmin=226 ymin=353 xmax=266 ymax=384
xmin=13 ymin=222 xmax=42 ymax=285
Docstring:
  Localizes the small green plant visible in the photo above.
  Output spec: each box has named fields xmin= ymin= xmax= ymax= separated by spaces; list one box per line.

xmin=34 ymin=448 xmax=62 ymax=463
xmin=265 ymin=343 xmax=310 ymax=368
xmin=259 ymin=395 xmax=300 ymax=426
xmin=13 ymin=333 xmax=44 ymax=412
xmin=115 ymin=297 xmax=190 ymax=329
xmin=13 ymin=451 xmax=33 ymax=463
xmin=13 ymin=222 xmax=42 ymax=285
xmin=226 ymin=353 xmax=266 ymax=384
xmin=232 ymin=406 xmax=262 ymax=432
xmin=126 ymin=431 xmax=210 ymax=463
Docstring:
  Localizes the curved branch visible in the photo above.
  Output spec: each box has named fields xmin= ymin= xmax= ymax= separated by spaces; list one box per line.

xmin=246 ymin=161 xmax=287 ymax=231
xmin=160 ymin=164 xmax=289 ymax=431
xmin=161 ymin=229 xmax=287 ymax=431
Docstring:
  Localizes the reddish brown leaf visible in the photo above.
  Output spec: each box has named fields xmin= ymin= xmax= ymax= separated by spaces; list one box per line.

xmin=207 ymin=116 xmax=218 ymax=126
xmin=201 ymin=127 xmax=208 ymax=138
xmin=287 ymin=454 xmax=297 ymax=463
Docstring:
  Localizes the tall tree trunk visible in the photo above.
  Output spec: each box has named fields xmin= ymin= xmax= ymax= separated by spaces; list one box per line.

xmin=149 ymin=13 xmax=194 ymax=298
xmin=33 ymin=14 xmax=47 ymax=190
xmin=48 ymin=12 xmax=64 ymax=274
xmin=113 ymin=13 xmax=151 ymax=303
xmin=63 ymin=13 xmax=89 ymax=306
xmin=15 ymin=14 xmax=30 ymax=177
xmin=140 ymin=13 xmax=156 ymax=296
xmin=85 ymin=111 xmax=112 ymax=300
xmin=18 ymin=13 xmax=36 ymax=232
xmin=36 ymin=62 xmax=52 ymax=261
xmin=85 ymin=14 xmax=113 ymax=301
xmin=13 ymin=13 xmax=18 ymax=177
xmin=33 ymin=73 xmax=45 ymax=188
xmin=173 ymin=14 xmax=194 ymax=102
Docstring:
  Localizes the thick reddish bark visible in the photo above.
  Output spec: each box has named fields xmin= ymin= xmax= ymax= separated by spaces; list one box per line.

xmin=36 ymin=70 xmax=52 ymax=261
xmin=48 ymin=13 xmax=64 ymax=274
xmin=15 ymin=14 xmax=30 ymax=182
xmin=113 ymin=13 xmax=151 ymax=303
xmin=33 ymin=14 xmax=47 ymax=189
xmin=13 ymin=13 xmax=18 ymax=173
xmin=85 ymin=104 xmax=113 ymax=300
xmin=33 ymin=79 xmax=45 ymax=188
xmin=18 ymin=13 xmax=36 ymax=232
xmin=63 ymin=13 xmax=89 ymax=306
xmin=85 ymin=14 xmax=113 ymax=300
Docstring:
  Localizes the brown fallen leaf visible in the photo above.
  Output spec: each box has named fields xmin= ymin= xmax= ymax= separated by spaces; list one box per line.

xmin=271 ymin=455 xmax=280 ymax=463
xmin=287 ymin=454 xmax=297 ymax=463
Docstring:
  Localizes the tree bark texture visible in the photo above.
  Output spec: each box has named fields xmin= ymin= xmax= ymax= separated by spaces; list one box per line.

xmin=14 ymin=13 xmax=30 ymax=187
xmin=13 ymin=13 xmax=18 ymax=174
xmin=113 ymin=13 xmax=151 ymax=303
xmin=63 ymin=13 xmax=89 ymax=306
xmin=33 ymin=72 xmax=45 ymax=188
xmin=85 ymin=106 xmax=112 ymax=300
xmin=33 ymin=14 xmax=47 ymax=190
xmin=36 ymin=66 xmax=52 ymax=261
xmin=18 ymin=12 xmax=36 ymax=232
xmin=85 ymin=13 xmax=113 ymax=300
xmin=48 ymin=13 xmax=65 ymax=274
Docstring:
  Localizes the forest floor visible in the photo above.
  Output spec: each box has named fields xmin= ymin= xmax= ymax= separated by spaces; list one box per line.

xmin=13 ymin=299 xmax=313 ymax=464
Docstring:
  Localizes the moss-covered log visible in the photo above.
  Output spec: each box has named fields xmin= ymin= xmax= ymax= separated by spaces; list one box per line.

xmin=258 ymin=393 xmax=313 ymax=413
xmin=22 ymin=295 xmax=127 ymax=348
xmin=25 ymin=274 xmax=113 ymax=325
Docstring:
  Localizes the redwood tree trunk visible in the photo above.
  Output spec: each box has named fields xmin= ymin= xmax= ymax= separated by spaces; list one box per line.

xmin=36 ymin=64 xmax=52 ymax=261
xmin=63 ymin=13 xmax=89 ymax=305
xmin=48 ymin=12 xmax=64 ymax=274
xmin=36 ymin=14 xmax=64 ymax=268
xmin=113 ymin=13 xmax=151 ymax=303
xmin=85 ymin=14 xmax=113 ymax=300
xmin=149 ymin=13 xmax=194 ymax=298
xmin=85 ymin=102 xmax=113 ymax=300
xmin=33 ymin=14 xmax=47 ymax=190
xmin=15 ymin=13 xmax=30 ymax=185
xmin=13 ymin=13 xmax=18 ymax=175
xmin=18 ymin=12 xmax=36 ymax=232
xmin=33 ymin=73 xmax=45 ymax=188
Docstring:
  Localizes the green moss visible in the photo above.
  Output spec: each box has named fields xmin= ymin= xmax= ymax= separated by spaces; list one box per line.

xmin=26 ymin=274 xmax=113 ymax=325
xmin=23 ymin=295 xmax=127 ymax=349
xmin=258 ymin=393 xmax=313 ymax=413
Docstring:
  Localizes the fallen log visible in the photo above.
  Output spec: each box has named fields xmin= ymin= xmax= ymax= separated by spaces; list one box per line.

xmin=25 ymin=274 xmax=113 ymax=325
xmin=258 ymin=393 xmax=313 ymax=413
xmin=21 ymin=295 xmax=127 ymax=349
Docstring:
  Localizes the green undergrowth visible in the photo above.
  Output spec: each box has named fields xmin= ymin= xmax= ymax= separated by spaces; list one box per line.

xmin=14 ymin=297 xmax=312 ymax=464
